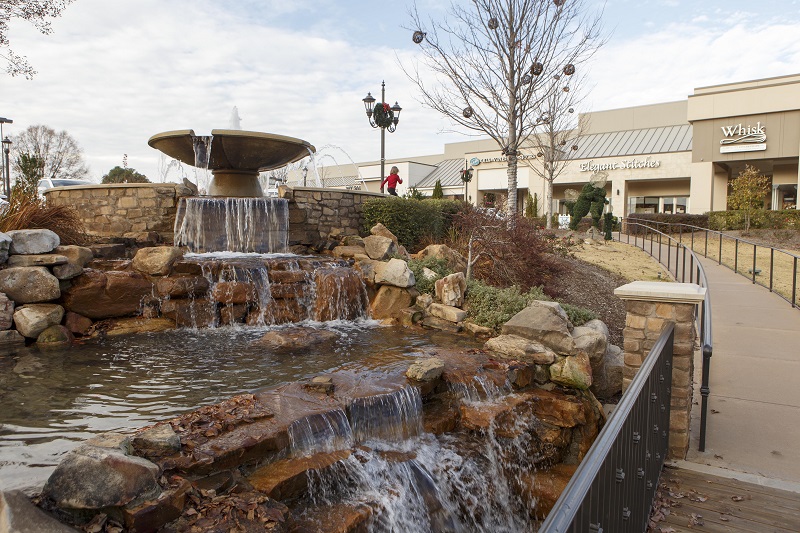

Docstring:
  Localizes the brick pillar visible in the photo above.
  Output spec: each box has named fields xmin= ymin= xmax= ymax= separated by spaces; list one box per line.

xmin=614 ymin=282 xmax=706 ymax=460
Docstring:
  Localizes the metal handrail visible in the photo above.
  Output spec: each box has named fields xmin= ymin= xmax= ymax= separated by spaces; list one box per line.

xmin=625 ymin=219 xmax=799 ymax=308
xmin=617 ymin=221 xmax=713 ymax=451
xmin=539 ymin=324 xmax=675 ymax=533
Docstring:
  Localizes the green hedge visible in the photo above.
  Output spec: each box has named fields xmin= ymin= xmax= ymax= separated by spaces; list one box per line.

xmin=626 ymin=213 xmax=709 ymax=234
xmin=362 ymin=197 xmax=463 ymax=250
xmin=708 ymin=209 xmax=800 ymax=231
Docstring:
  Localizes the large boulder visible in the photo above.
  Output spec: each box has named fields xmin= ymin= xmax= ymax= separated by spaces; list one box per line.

xmin=370 ymin=286 xmax=416 ymax=319
xmin=88 ymin=317 xmax=176 ymax=337
xmin=416 ymin=244 xmax=468 ymax=274
xmin=0 ymin=232 xmax=11 ymax=263
xmin=406 ymin=357 xmax=445 ymax=382
xmin=61 ymin=270 xmax=154 ymax=320
xmin=572 ymin=326 xmax=608 ymax=369
xmin=51 ymin=262 xmax=85 ymax=280
xmin=42 ymin=444 xmax=160 ymax=510
xmin=375 ymin=258 xmax=415 ymax=288
xmin=0 ymin=490 xmax=78 ymax=533
xmin=12 ymin=304 xmax=65 ymax=338
xmin=131 ymin=423 xmax=182 ymax=458
xmin=363 ymin=235 xmax=397 ymax=261
xmin=434 ymin=272 xmax=466 ymax=307
xmin=131 ymin=246 xmax=184 ymax=276
xmin=550 ymin=353 xmax=593 ymax=390
xmin=427 ymin=302 xmax=467 ymax=323
xmin=54 ymin=245 xmax=94 ymax=267
xmin=0 ymin=292 xmax=13 ymax=330
xmin=590 ymin=344 xmax=624 ymax=400
xmin=484 ymin=334 xmax=557 ymax=364
xmin=155 ymin=275 xmax=210 ymax=298
xmin=253 ymin=327 xmax=338 ymax=351
xmin=6 ymin=254 xmax=68 ymax=267
xmin=370 ymin=223 xmax=399 ymax=247
xmin=0 ymin=266 xmax=61 ymax=304
xmin=7 ymin=229 xmax=60 ymax=255
xmin=36 ymin=325 xmax=75 ymax=347
xmin=502 ymin=301 xmax=576 ymax=355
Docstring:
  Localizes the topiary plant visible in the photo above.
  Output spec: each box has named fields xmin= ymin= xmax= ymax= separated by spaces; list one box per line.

xmin=569 ymin=183 xmax=607 ymax=230
xmin=431 ymin=179 xmax=444 ymax=199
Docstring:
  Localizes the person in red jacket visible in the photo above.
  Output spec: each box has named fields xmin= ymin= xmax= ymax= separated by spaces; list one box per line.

xmin=380 ymin=166 xmax=402 ymax=195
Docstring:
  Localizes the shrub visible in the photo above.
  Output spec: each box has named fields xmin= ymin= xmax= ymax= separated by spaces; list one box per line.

xmin=525 ymin=193 xmax=538 ymax=218
xmin=447 ymin=210 xmax=562 ymax=290
xmin=362 ymin=197 xmax=463 ymax=251
xmin=408 ymin=257 xmax=453 ymax=295
xmin=561 ymin=303 xmax=597 ymax=327
xmin=625 ymin=213 xmax=709 ymax=235
xmin=708 ymin=209 xmax=800 ymax=231
xmin=431 ymin=179 xmax=444 ymax=199
xmin=465 ymin=280 xmax=596 ymax=332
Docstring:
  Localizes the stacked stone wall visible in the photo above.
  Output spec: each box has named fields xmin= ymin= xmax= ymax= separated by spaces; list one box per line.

xmin=280 ymin=185 xmax=383 ymax=247
xmin=44 ymin=183 xmax=192 ymax=242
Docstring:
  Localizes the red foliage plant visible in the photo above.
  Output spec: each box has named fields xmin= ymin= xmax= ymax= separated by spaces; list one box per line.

xmin=446 ymin=207 xmax=563 ymax=292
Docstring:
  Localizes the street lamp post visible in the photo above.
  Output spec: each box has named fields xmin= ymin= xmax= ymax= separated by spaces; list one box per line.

xmin=0 ymin=117 xmax=12 ymax=196
xmin=1 ymin=137 xmax=11 ymax=198
xmin=362 ymin=82 xmax=401 ymax=192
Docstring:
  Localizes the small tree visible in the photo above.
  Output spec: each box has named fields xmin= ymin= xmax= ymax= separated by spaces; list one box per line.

xmin=431 ymin=179 xmax=444 ymax=199
xmin=11 ymin=152 xmax=44 ymax=202
xmin=728 ymin=164 xmax=771 ymax=232
xmin=102 ymin=166 xmax=150 ymax=184
xmin=406 ymin=0 xmax=604 ymax=218
xmin=524 ymin=192 xmax=538 ymax=218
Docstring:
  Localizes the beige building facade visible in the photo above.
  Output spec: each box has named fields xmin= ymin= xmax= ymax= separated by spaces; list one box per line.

xmin=292 ymin=74 xmax=800 ymax=217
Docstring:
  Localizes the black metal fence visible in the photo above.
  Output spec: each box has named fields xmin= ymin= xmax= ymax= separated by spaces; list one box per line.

xmin=539 ymin=324 xmax=675 ymax=533
xmin=617 ymin=220 xmax=714 ymax=452
xmin=626 ymin=220 xmax=799 ymax=308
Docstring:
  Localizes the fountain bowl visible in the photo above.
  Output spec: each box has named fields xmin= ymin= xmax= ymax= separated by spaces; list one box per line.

xmin=148 ymin=129 xmax=315 ymax=197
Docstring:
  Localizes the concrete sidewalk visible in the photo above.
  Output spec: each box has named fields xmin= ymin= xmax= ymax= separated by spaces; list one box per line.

xmin=685 ymin=257 xmax=800 ymax=483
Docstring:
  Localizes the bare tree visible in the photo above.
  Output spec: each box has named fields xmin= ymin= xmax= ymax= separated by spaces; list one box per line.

xmin=11 ymin=124 xmax=89 ymax=182
xmin=520 ymin=71 xmax=589 ymax=228
xmin=406 ymin=0 xmax=603 ymax=217
xmin=1 ymin=0 xmax=75 ymax=79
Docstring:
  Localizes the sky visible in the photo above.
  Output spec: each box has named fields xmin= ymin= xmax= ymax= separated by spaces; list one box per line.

xmin=1 ymin=0 xmax=799 ymax=182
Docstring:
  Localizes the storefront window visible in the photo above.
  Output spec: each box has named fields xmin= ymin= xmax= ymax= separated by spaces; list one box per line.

xmin=629 ymin=196 xmax=688 ymax=214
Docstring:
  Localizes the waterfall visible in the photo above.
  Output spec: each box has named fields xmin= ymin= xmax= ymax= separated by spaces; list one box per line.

xmin=174 ymin=197 xmax=289 ymax=253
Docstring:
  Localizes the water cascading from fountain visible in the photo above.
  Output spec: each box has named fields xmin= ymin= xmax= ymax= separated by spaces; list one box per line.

xmin=174 ymin=196 xmax=290 ymax=253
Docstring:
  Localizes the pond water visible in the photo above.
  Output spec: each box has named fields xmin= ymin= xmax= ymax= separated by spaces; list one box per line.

xmin=0 ymin=321 xmax=480 ymax=492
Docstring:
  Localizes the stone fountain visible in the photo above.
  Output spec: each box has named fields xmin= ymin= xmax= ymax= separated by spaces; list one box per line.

xmin=148 ymin=129 xmax=315 ymax=253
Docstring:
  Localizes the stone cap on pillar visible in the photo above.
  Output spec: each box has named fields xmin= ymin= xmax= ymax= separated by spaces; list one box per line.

xmin=614 ymin=281 xmax=706 ymax=304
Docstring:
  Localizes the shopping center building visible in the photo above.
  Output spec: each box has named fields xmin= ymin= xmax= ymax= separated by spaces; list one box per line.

xmin=290 ymin=73 xmax=800 ymax=217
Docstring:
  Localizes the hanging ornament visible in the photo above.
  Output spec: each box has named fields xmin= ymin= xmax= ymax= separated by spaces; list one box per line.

xmin=488 ymin=17 xmax=499 ymax=30
xmin=554 ymin=0 xmax=566 ymax=6
xmin=521 ymin=74 xmax=532 ymax=85
xmin=539 ymin=113 xmax=550 ymax=124
xmin=412 ymin=31 xmax=426 ymax=44
xmin=463 ymin=106 xmax=474 ymax=118
xmin=537 ymin=152 xmax=544 ymax=158
xmin=531 ymin=62 xmax=543 ymax=76
xmin=563 ymin=86 xmax=570 ymax=92
xmin=560 ymin=140 xmax=567 ymax=146
xmin=568 ymin=107 xmax=574 ymax=113
xmin=563 ymin=63 xmax=575 ymax=76
xmin=572 ymin=145 xmax=579 ymax=151
xmin=553 ymin=74 xmax=560 ymax=81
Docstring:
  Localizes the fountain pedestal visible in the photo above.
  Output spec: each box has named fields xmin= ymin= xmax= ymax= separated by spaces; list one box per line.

xmin=209 ymin=170 xmax=263 ymax=197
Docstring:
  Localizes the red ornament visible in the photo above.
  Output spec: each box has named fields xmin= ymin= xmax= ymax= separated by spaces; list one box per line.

xmin=382 ymin=103 xmax=390 ymax=112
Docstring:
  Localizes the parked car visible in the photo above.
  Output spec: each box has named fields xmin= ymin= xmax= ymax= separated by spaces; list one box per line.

xmin=37 ymin=178 xmax=92 ymax=198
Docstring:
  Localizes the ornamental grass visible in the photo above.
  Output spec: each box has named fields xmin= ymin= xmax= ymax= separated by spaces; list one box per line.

xmin=0 ymin=195 xmax=89 ymax=245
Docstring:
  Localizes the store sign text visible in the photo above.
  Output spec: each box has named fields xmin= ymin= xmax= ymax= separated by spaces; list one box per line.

xmin=579 ymin=157 xmax=661 ymax=172
xmin=475 ymin=154 xmax=538 ymax=164
xmin=719 ymin=122 xmax=767 ymax=154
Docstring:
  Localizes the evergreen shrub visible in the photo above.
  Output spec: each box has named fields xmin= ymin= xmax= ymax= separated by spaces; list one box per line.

xmin=362 ymin=197 xmax=463 ymax=251
xmin=407 ymin=257 xmax=452 ymax=295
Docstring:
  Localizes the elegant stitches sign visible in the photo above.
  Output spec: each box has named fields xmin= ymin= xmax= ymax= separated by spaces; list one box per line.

xmin=579 ymin=156 xmax=661 ymax=172
xmin=719 ymin=122 xmax=767 ymax=154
